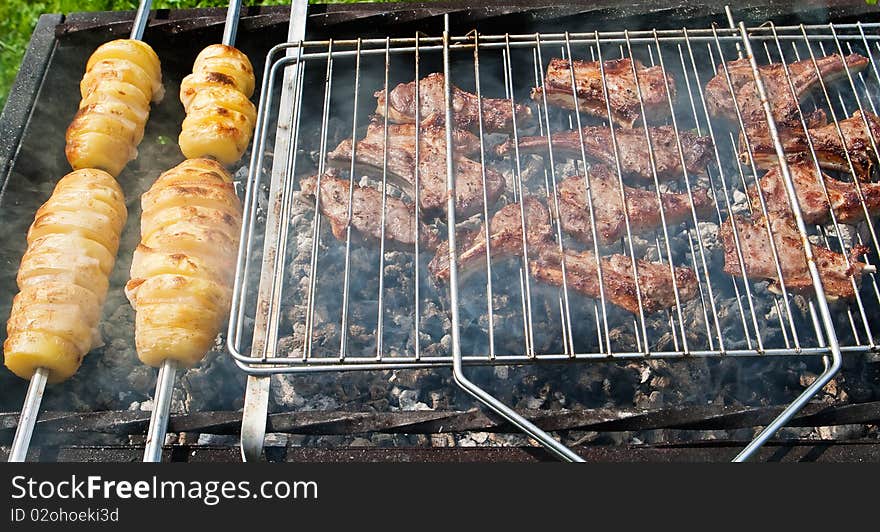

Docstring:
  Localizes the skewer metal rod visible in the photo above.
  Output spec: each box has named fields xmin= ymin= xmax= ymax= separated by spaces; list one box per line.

xmin=130 ymin=0 xmax=153 ymax=40
xmin=8 ymin=368 xmax=49 ymax=462
xmin=223 ymin=0 xmax=243 ymax=47
xmin=143 ymin=361 xmax=178 ymax=462
xmin=142 ymin=0 xmax=243 ymax=463
xmin=8 ymin=0 xmax=154 ymax=465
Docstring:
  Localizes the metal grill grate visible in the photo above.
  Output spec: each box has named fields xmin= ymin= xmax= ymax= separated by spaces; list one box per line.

xmin=229 ymin=22 xmax=880 ymax=372
xmin=230 ymin=15 xmax=880 ymax=461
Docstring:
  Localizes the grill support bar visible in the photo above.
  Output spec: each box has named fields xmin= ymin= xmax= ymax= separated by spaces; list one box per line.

xmin=7 ymin=0 xmax=155 ymax=464
xmin=240 ymin=0 xmax=309 ymax=462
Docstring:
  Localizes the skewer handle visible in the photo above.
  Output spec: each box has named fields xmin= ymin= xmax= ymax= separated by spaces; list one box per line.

xmin=130 ymin=0 xmax=153 ymax=41
xmin=8 ymin=367 xmax=49 ymax=462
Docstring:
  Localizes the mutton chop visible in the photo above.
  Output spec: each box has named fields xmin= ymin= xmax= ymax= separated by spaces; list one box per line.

xmin=531 ymin=58 xmax=676 ymax=128
xmin=328 ymin=119 xmax=505 ymax=218
xmin=496 ymin=125 xmax=714 ymax=181
xmin=429 ymin=198 xmax=552 ymax=282
xmin=742 ymin=110 xmax=880 ymax=178
xmin=427 ymin=196 xmax=701 ymax=314
xmin=555 ymin=166 xmax=715 ymax=246
xmin=530 ymin=247 xmax=700 ymax=315
xmin=354 ymin=114 xmax=484 ymax=157
xmin=300 ymin=173 xmax=440 ymax=251
xmin=374 ymin=73 xmax=533 ymax=133
xmin=720 ymin=213 xmax=870 ymax=301
xmin=705 ymin=53 xmax=869 ymax=135
xmin=749 ymin=159 xmax=880 ymax=225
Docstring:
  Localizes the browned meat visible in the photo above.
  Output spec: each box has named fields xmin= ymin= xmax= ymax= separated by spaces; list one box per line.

xmin=300 ymin=173 xmax=440 ymax=250
xmin=749 ymin=159 xmax=880 ymax=225
xmin=530 ymin=247 xmax=700 ymax=315
xmin=328 ymin=122 xmax=505 ymax=218
xmin=429 ymin=198 xmax=552 ymax=282
xmin=374 ymin=73 xmax=533 ymax=133
xmin=356 ymin=114 xmax=483 ymax=157
xmin=742 ymin=110 xmax=880 ymax=178
xmin=496 ymin=125 xmax=713 ymax=181
xmin=531 ymin=58 xmax=675 ymax=128
xmin=705 ymin=53 xmax=868 ymax=134
xmin=720 ymin=213 xmax=869 ymax=300
xmin=556 ymin=166 xmax=715 ymax=245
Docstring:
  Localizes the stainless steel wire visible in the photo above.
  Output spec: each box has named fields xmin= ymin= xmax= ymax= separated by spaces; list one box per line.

xmin=231 ymin=23 xmax=880 ymax=374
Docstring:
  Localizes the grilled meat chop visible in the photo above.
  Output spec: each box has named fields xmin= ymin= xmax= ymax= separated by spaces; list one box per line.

xmin=328 ymin=121 xmax=505 ymax=218
xmin=749 ymin=159 xmax=880 ymax=225
xmin=496 ymin=125 xmax=713 ymax=181
xmin=374 ymin=73 xmax=532 ymax=133
xmin=300 ymin=173 xmax=440 ymax=250
xmin=742 ymin=110 xmax=880 ymax=178
xmin=355 ymin=114 xmax=484 ymax=157
xmin=429 ymin=198 xmax=552 ymax=282
xmin=720 ymin=213 xmax=869 ymax=300
xmin=556 ymin=166 xmax=714 ymax=245
xmin=428 ymin=195 xmax=700 ymax=314
xmin=705 ymin=53 xmax=869 ymax=134
xmin=530 ymin=246 xmax=700 ymax=314
xmin=531 ymin=58 xmax=676 ymax=128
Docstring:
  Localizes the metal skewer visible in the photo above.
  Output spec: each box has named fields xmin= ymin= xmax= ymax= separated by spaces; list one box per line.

xmin=8 ymin=368 xmax=48 ymax=461
xmin=142 ymin=0 xmax=243 ymax=463
xmin=7 ymin=0 xmax=154 ymax=464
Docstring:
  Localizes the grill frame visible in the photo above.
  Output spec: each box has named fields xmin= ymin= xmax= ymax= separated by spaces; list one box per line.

xmin=229 ymin=8 xmax=880 ymax=462
xmin=229 ymin=23 xmax=880 ymax=375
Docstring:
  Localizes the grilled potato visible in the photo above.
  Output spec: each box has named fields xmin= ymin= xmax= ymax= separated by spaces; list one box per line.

xmin=66 ymin=39 xmax=163 ymax=176
xmin=125 ymin=158 xmax=242 ymax=367
xmin=179 ymin=44 xmax=256 ymax=164
xmin=4 ymin=170 xmax=127 ymax=383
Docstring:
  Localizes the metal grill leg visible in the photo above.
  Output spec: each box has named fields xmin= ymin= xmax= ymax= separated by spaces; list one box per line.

xmin=729 ymin=17 xmax=845 ymax=462
xmin=440 ymin=17 xmax=583 ymax=463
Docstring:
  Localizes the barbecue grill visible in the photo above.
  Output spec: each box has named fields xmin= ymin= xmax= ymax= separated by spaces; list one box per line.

xmin=2 ymin=0 xmax=880 ymax=462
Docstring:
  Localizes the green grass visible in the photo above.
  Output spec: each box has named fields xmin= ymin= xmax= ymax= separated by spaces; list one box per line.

xmin=0 ymin=0 xmax=375 ymax=109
